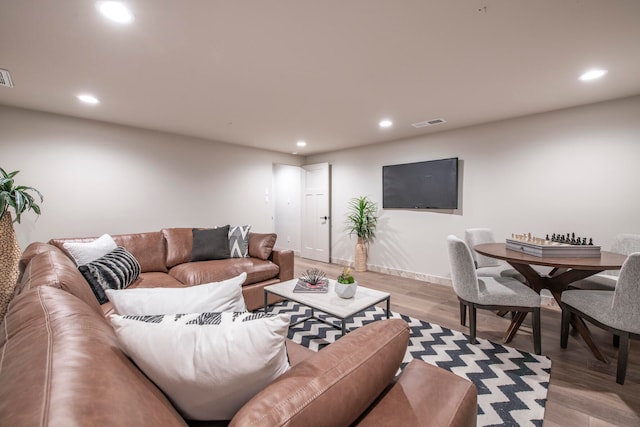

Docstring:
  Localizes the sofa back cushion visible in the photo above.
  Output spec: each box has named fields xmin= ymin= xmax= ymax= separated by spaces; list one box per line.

xmin=162 ymin=227 xmax=193 ymax=268
xmin=50 ymin=231 xmax=167 ymax=273
xmin=17 ymin=243 xmax=104 ymax=316
xmin=229 ymin=318 xmax=409 ymax=427
xmin=248 ymin=233 xmax=277 ymax=260
xmin=0 ymin=286 xmax=187 ymax=427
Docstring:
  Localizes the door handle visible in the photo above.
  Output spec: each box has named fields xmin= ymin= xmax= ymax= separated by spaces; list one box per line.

xmin=320 ymin=216 xmax=328 ymax=220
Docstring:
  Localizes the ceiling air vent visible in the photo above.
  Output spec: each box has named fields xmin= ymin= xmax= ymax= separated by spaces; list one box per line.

xmin=412 ymin=118 xmax=446 ymax=128
xmin=0 ymin=69 xmax=15 ymax=88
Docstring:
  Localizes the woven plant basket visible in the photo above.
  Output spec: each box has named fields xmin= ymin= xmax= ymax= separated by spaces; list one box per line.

xmin=354 ymin=237 xmax=367 ymax=272
xmin=0 ymin=212 xmax=21 ymax=321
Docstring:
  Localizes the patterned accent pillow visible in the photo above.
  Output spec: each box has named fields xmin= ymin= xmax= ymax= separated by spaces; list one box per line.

xmin=109 ymin=311 xmax=291 ymax=420
xmin=105 ymin=272 xmax=247 ymax=316
xmin=79 ymin=247 xmax=141 ymax=304
xmin=228 ymin=225 xmax=251 ymax=258
xmin=121 ymin=311 xmax=275 ymax=325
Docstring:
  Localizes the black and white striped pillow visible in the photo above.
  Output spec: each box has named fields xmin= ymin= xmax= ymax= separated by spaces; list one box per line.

xmin=79 ymin=246 xmax=141 ymax=304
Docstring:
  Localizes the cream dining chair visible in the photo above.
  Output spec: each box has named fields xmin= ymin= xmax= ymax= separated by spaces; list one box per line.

xmin=447 ymin=235 xmax=541 ymax=355
xmin=575 ymin=233 xmax=640 ymax=290
xmin=464 ymin=228 xmax=525 ymax=283
xmin=560 ymin=252 xmax=640 ymax=385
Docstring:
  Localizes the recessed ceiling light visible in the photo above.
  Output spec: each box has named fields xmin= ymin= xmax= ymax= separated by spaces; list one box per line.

xmin=77 ymin=94 xmax=100 ymax=104
xmin=296 ymin=140 xmax=307 ymax=147
xmin=379 ymin=119 xmax=393 ymax=128
xmin=97 ymin=1 xmax=134 ymax=23
xmin=579 ymin=69 xmax=607 ymax=81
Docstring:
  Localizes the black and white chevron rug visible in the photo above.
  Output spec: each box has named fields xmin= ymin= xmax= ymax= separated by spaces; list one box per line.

xmin=269 ymin=301 xmax=551 ymax=427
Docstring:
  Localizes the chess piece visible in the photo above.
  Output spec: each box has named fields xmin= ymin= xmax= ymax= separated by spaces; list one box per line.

xmin=546 ymin=234 xmax=550 ymax=241
xmin=582 ymin=237 xmax=587 ymax=245
xmin=589 ymin=238 xmax=593 ymax=245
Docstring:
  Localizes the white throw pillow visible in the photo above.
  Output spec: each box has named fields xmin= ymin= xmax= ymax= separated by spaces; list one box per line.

xmin=105 ymin=272 xmax=247 ymax=315
xmin=110 ymin=312 xmax=291 ymax=420
xmin=63 ymin=233 xmax=117 ymax=266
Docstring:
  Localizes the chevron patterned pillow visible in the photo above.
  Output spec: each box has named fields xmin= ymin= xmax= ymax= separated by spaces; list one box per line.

xmin=228 ymin=225 xmax=251 ymax=258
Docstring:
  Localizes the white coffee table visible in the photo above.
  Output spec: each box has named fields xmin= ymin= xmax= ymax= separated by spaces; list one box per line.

xmin=264 ymin=279 xmax=391 ymax=336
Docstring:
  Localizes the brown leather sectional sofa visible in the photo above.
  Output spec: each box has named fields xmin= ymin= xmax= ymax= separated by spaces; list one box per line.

xmin=0 ymin=229 xmax=478 ymax=426
xmin=44 ymin=228 xmax=295 ymax=312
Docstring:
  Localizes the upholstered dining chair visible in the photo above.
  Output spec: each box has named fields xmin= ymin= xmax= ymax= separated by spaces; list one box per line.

xmin=561 ymin=252 xmax=640 ymax=385
xmin=464 ymin=228 xmax=525 ymax=283
xmin=447 ymin=235 xmax=542 ymax=355
xmin=575 ymin=233 xmax=640 ymax=290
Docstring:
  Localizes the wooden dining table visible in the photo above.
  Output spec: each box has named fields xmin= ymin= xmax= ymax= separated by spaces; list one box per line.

xmin=474 ymin=243 xmax=628 ymax=362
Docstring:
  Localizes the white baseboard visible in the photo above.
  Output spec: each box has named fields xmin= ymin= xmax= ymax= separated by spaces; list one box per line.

xmin=330 ymin=257 xmax=451 ymax=287
xmin=330 ymin=257 xmax=559 ymax=309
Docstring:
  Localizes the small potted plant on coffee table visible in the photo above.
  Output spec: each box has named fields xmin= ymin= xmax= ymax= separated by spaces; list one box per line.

xmin=335 ymin=267 xmax=357 ymax=299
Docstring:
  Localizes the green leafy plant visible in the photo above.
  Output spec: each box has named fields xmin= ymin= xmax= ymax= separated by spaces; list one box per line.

xmin=346 ymin=196 xmax=378 ymax=243
xmin=337 ymin=267 xmax=355 ymax=284
xmin=0 ymin=167 xmax=43 ymax=223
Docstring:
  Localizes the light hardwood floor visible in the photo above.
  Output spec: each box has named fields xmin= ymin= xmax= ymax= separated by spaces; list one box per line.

xmin=294 ymin=257 xmax=640 ymax=427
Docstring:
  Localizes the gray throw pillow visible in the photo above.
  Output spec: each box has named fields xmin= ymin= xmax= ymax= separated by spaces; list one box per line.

xmin=190 ymin=226 xmax=230 ymax=262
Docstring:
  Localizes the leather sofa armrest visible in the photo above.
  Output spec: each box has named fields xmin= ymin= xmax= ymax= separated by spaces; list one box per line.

xmin=229 ymin=318 xmax=409 ymax=427
xmin=271 ymin=249 xmax=293 ymax=281
xmin=355 ymin=359 xmax=478 ymax=427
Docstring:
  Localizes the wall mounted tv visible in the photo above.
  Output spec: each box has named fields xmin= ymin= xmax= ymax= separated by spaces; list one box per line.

xmin=382 ymin=157 xmax=459 ymax=209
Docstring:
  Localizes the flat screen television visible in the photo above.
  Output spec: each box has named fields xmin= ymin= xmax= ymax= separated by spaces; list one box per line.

xmin=382 ymin=157 xmax=458 ymax=209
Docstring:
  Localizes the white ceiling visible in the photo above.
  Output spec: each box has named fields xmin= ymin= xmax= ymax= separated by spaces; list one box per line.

xmin=1 ymin=1 xmax=639 ymax=155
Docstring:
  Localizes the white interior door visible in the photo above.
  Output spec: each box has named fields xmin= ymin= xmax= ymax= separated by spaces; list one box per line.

xmin=301 ymin=162 xmax=331 ymax=262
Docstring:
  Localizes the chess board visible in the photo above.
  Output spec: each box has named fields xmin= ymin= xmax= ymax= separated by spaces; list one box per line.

xmin=506 ymin=234 xmax=601 ymax=258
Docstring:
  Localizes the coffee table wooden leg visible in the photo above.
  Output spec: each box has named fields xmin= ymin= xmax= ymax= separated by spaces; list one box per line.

xmin=503 ymin=312 xmax=527 ymax=343
xmin=386 ymin=297 xmax=390 ymax=319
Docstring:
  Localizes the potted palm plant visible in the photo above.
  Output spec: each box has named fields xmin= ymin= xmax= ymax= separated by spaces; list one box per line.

xmin=1 ymin=167 xmax=43 ymax=320
xmin=345 ymin=196 xmax=378 ymax=272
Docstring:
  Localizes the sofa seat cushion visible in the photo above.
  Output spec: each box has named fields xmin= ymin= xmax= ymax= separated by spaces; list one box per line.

xmin=229 ymin=318 xmax=409 ymax=427
xmin=169 ymin=258 xmax=279 ymax=287
xmin=129 ymin=272 xmax=187 ymax=289
xmin=0 ymin=286 xmax=187 ymax=427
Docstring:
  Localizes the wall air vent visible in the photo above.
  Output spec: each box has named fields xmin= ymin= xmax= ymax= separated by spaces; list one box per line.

xmin=412 ymin=118 xmax=446 ymax=128
xmin=0 ymin=68 xmax=14 ymax=88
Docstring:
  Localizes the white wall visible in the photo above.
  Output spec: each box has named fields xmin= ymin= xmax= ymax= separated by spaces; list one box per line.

xmin=273 ymin=164 xmax=302 ymax=253
xmin=307 ymin=96 xmax=640 ymax=282
xmin=0 ymin=106 xmax=302 ymax=249
xmin=3 ymin=96 xmax=639 ymax=281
